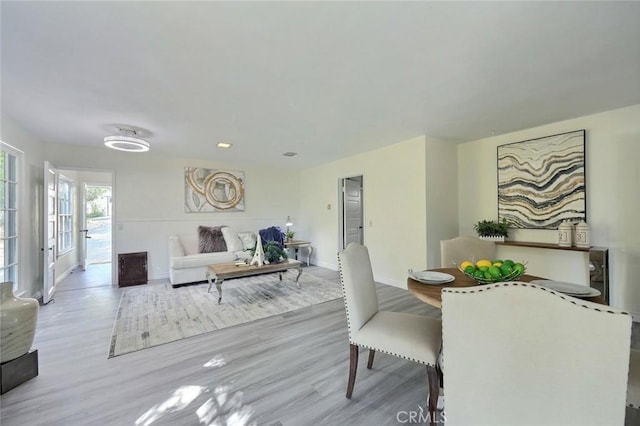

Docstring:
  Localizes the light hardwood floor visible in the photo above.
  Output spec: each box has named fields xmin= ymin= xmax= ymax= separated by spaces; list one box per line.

xmin=1 ymin=265 xmax=638 ymax=425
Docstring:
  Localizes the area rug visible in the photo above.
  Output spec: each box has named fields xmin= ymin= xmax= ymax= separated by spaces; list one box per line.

xmin=108 ymin=271 xmax=342 ymax=358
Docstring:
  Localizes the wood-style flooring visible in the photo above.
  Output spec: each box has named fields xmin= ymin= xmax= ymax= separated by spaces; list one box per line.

xmin=1 ymin=264 xmax=638 ymax=425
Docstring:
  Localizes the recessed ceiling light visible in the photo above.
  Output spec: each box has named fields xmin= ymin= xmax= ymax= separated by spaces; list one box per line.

xmin=217 ymin=142 xmax=232 ymax=148
xmin=104 ymin=128 xmax=150 ymax=152
xmin=282 ymin=152 xmax=297 ymax=157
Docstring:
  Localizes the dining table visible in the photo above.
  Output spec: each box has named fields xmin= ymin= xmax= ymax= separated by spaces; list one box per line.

xmin=407 ymin=267 xmax=606 ymax=308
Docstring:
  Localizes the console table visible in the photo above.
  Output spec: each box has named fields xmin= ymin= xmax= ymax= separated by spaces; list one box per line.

xmin=285 ymin=240 xmax=313 ymax=266
xmin=495 ymin=241 xmax=609 ymax=304
xmin=496 ymin=241 xmax=590 ymax=252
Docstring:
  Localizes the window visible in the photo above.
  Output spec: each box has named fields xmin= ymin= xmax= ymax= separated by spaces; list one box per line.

xmin=58 ymin=177 xmax=73 ymax=254
xmin=0 ymin=143 xmax=20 ymax=286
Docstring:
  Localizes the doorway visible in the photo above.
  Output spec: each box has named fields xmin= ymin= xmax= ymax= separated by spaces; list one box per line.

xmin=58 ymin=170 xmax=114 ymax=291
xmin=83 ymin=184 xmax=112 ymax=267
xmin=340 ymin=175 xmax=364 ymax=250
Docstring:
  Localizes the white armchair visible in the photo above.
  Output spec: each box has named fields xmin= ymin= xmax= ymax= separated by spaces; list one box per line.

xmin=338 ymin=243 xmax=442 ymax=425
xmin=441 ymin=282 xmax=632 ymax=426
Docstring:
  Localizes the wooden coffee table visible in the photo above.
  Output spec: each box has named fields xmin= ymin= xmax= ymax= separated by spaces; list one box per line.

xmin=206 ymin=259 xmax=303 ymax=304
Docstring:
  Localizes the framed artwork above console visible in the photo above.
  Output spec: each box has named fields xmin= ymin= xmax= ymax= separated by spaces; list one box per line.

xmin=497 ymin=129 xmax=586 ymax=229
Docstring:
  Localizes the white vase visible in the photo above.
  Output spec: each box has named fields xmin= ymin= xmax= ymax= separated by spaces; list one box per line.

xmin=574 ymin=220 xmax=591 ymax=248
xmin=557 ymin=220 xmax=573 ymax=247
xmin=0 ymin=281 xmax=39 ymax=363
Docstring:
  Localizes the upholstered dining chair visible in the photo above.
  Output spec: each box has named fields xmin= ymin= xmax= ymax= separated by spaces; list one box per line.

xmin=441 ymin=282 xmax=632 ymax=426
xmin=628 ymin=349 xmax=640 ymax=409
xmin=338 ymin=242 xmax=442 ymax=425
xmin=440 ymin=235 xmax=496 ymax=267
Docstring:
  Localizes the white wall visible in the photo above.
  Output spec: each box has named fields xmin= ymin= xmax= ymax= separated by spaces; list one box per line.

xmin=43 ymin=143 xmax=301 ymax=280
xmin=457 ymin=104 xmax=640 ymax=314
xmin=425 ymin=138 xmax=458 ymax=268
xmin=300 ymin=136 xmax=428 ymax=288
xmin=7 ymin=103 xmax=639 ymax=315
xmin=0 ymin=116 xmax=45 ymax=298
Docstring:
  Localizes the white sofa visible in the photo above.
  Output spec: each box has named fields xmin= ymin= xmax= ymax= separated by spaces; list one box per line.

xmin=168 ymin=227 xmax=253 ymax=286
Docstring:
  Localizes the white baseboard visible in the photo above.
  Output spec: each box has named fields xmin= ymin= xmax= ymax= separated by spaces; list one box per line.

xmin=55 ymin=265 xmax=77 ymax=285
xmin=149 ymin=272 xmax=169 ymax=281
xmin=376 ymin=275 xmax=406 ymax=289
xmin=315 ymin=260 xmax=338 ymax=271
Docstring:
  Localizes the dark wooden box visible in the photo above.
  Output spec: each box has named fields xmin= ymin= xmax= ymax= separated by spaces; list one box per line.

xmin=1 ymin=350 xmax=39 ymax=394
xmin=118 ymin=251 xmax=148 ymax=287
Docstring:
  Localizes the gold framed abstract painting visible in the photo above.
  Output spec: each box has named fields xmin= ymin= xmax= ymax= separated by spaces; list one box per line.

xmin=497 ymin=129 xmax=586 ymax=229
xmin=185 ymin=167 xmax=245 ymax=212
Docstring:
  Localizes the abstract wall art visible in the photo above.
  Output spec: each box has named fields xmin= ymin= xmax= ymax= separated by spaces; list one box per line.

xmin=185 ymin=167 xmax=245 ymax=212
xmin=497 ymin=130 xmax=586 ymax=229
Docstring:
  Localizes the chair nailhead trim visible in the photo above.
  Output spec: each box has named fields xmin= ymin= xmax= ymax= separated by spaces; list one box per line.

xmin=337 ymin=254 xmax=354 ymax=338
xmin=349 ymin=341 xmax=437 ymax=367
xmin=442 ymin=282 xmax=629 ymax=316
xmin=339 ymin=250 xmax=437 ymax=367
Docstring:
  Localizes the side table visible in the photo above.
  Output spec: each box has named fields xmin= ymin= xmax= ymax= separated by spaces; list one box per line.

xmin=285 ymin=240 xmax=313 ymax=266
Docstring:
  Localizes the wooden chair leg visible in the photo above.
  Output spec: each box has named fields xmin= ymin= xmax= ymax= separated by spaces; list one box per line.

xmin=426 ymin=365 xmax=439 ymax=426
xmin=346 ymin=344 xmax=359 ymax=399
xmin=367 ymin=349 xmax=375 ymax=369
xmin=437 ymin=346 xmax=444 ymax=389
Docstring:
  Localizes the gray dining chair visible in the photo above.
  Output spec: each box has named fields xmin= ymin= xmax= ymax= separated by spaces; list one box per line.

xmin=441 ymin=281 xmax=632 ymax=426
xmin=440 ymin=235 xmax=496 ymax=267
xmin=338 ymin=242 xmax=442 ymax=425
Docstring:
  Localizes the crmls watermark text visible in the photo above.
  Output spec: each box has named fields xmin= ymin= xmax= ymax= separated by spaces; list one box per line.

xmin=396 ymin=408 xmax=446 ymax=424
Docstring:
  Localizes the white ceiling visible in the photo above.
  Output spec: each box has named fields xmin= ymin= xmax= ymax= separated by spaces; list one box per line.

xmin=2 ymin=1 xmax=639 ymax=168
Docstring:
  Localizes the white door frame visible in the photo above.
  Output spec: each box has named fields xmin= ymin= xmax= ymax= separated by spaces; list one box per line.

xmin=48 ymin=166 xmax=116 ymax=286
xmin=81 ymin=181 xmax=113 ymax=269
xmin=43 ymin=161 xmax=58 ymax=304
xmin=80 ymin=182 xmax=88 ymax=271
xmin=338 ymin=175 xmax=364 ymax=250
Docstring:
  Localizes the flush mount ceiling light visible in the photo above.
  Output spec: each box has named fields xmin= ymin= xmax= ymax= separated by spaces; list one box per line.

xmin=104 ymin=128 xmax=150 ymax=152
xmin=217 ymin=142 xmax=232 ymax=148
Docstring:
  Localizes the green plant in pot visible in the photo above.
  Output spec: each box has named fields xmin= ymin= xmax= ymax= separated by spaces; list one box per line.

xmin=260 ymin=240 xmax=288 ymax=264
xmin=474 ymin=218 xmax=510 ymax=240
xmin=285 ymin=230 xmax=295 ymax=242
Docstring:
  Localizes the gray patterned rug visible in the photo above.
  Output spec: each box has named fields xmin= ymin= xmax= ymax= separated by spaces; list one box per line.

xmin=108 ymin=271 xmax=342 ymax=358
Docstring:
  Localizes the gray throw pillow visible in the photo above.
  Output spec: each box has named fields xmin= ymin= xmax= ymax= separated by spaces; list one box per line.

xmin=198 ymin=226 xmax=228 ymax=253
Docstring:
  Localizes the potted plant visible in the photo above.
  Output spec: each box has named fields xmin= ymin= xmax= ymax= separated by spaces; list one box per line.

xmin=285 ymin=230 xmax=295 ymax=242
xmin=261 ymin=240 xmax=288 ymax=264
xmin=474 ymin=218 xmax=509 ymax=241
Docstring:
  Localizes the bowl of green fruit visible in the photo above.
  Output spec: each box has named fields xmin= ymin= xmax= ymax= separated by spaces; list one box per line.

xmin=458 ymin=258 xmax=526 ymax=284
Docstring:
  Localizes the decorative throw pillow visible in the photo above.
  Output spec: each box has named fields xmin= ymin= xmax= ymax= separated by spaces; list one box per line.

xmin=198 ymin=226 xmax=228 ymax=253
xmin=237 ymin=231 xmax=257 ymax=251
xmin=221 ymin=226 xmax=243 ymax=252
